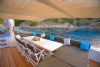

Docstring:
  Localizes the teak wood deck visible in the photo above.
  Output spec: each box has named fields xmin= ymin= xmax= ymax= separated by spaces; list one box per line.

xmin=0 ymin=47 xmax=100 ymax=67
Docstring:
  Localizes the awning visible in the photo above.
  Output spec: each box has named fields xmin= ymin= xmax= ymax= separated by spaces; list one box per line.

xmin=0 ymin=0 xmax=100 ymax=21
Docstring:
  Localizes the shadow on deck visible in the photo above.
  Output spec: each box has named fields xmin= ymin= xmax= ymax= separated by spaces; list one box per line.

xmin=37 ymin=46 xmax=88 ymax=67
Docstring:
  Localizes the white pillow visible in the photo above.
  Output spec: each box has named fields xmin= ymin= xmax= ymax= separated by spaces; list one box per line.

xmin=16 ymin=34 xmax=21 ymax=39
xmin=63 ymin=38 xmax=70 ymax=45
xmin=41 ymin=33 xmax=45 ymax=38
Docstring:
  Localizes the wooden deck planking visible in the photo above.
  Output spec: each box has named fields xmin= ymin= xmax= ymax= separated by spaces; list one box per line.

xmin=0 ymin=47 xmax=100 ymax=67
xmin=89 ymin=60 xmax=100 ymax=67
xmin=0 ymin=47 xmax=33 ymax=67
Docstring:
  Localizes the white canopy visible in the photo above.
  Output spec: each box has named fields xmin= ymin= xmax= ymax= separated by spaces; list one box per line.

xmin=0 ymin=0 xmax=100 ymax=21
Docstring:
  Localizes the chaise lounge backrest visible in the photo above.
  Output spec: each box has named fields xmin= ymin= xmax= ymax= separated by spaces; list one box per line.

xmin=36 ymin=33 xmax=41 ymax=37
xmin=44 ymin=34 xmax=50 ymax=39
xmin=70 ymin=40 xmax=80 ymax=48
xmin=55 ymin=37 xmax=64 ymax=43
xmin=55 ymin=37 xmax=80 ymax=48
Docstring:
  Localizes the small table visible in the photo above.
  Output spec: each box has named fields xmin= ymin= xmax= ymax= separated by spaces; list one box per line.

xmin=23 ymin=36 xmax=63 ymax=52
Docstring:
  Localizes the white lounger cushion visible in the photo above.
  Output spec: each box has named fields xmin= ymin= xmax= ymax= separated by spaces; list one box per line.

xmin=63 ymin=38 xmax=70 ymax=45
xmin=16 ymin=34 xmax=21 ymax=39
xmin=41 ymin=33 xmax=45 ymax=38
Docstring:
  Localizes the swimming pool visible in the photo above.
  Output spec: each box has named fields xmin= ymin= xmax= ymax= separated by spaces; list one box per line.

xmin=60 ymin=28 xmax=100 ymax=41
xmin=14 ymin=27 xmax=100 ymax=42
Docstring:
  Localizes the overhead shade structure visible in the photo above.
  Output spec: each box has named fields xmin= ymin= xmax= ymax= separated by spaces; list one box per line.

xmin=0 ymin=12 xmax=45 ymax=21
xmin=0 ymin=0 xmax=100 ymax=21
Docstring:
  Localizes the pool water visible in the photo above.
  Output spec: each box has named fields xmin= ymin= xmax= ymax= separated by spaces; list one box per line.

xmin=60 ymin=28 xmax=100 ymax=41
xmin=15 ymin=27 xmax=100 ymax=42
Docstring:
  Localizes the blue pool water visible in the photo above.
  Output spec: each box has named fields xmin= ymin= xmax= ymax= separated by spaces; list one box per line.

xmin=60 ymin=28 xmax=100 ymax=41
xmin=15 ymin=27 xmax=100 ymax=42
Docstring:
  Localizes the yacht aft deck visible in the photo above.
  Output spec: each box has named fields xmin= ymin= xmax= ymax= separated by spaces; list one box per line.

xmin=0 ymin=46 xmax=100 ymax=67
xmin=0 ymin=29 xmax=100 ymax=67
xmin=0 ymin=26 xmax=99 ymax=67
xmin=9 ymin=34 xmax=90 ymax=67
